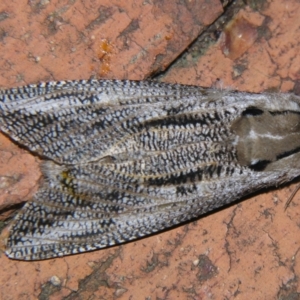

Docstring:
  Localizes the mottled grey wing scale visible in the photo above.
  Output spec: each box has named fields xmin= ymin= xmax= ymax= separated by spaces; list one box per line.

xmin=0 ymin=80 xmax=218 ymax=164
xmin=1 ymin=80 xmax=300 ymax=260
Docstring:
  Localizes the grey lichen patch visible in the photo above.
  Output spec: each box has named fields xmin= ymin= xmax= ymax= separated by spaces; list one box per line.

xmin=63 ymin=249 xmax=121 ymax=299
xmin=0 ymin=11 xmax=9 ymax=22
xmin=141 ymin=253 xmax=160 ymax=273
xmin=193 ymin=254 xmax=218 ymax=282
xmin=38 ymin=281 xmax=61 ymax=300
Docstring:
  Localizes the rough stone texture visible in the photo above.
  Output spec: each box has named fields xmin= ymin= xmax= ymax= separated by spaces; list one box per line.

xmin=1 ymin=0 xmax=300 ymax=299
xmin=0 ymin=134 xmax=41 ymax=214
xmin=0 ymin=0 xmax=222 ymax=85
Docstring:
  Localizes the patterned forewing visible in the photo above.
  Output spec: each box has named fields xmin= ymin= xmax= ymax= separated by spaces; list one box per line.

xmin=0 ymin=80 xmax=215 ymax=164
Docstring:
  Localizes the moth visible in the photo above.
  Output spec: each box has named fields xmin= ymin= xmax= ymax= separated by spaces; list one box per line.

xmin=1 ymin=79 xmax=300 ymax=260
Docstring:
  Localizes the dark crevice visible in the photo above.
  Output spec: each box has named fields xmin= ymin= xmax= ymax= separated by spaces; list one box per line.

xmin=152 ymin=0 xmax=241 ymax=80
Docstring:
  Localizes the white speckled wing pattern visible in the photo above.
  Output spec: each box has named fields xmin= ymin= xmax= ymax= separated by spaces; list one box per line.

xmin=1 ymin=79 xmax=300 ymax=260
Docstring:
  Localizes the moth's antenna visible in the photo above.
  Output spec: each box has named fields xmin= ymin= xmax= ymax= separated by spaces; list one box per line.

xmin=284 ymin=183 xmax=300 ymax=211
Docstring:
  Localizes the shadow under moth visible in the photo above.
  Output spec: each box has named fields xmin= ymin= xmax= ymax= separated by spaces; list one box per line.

xmin=1 ymin=79 xmax=300 ymax=260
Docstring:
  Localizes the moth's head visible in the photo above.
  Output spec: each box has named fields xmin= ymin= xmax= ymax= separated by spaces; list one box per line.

xmin=231 ymin=103 xmax=300 ymax=172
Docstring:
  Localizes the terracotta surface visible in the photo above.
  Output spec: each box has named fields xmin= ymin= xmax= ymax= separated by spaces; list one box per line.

xmin=0 ymin=134 xmax=41 ymax=211
xmin=1 ymin=0 xmax=300 ymax=299
xmin=0 ymin=0 xmax=223 ymax=85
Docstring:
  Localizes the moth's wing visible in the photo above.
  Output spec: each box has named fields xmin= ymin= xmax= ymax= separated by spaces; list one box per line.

xmin=7 ymin=148 xmax=300 ymax=260
xmin=0 ymin=79 xmax=215 ymax=164
xmin=2 ymin=80 xmax=300 ymax=166
xmin=4 ymin=157 xmax=265 ymax=261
